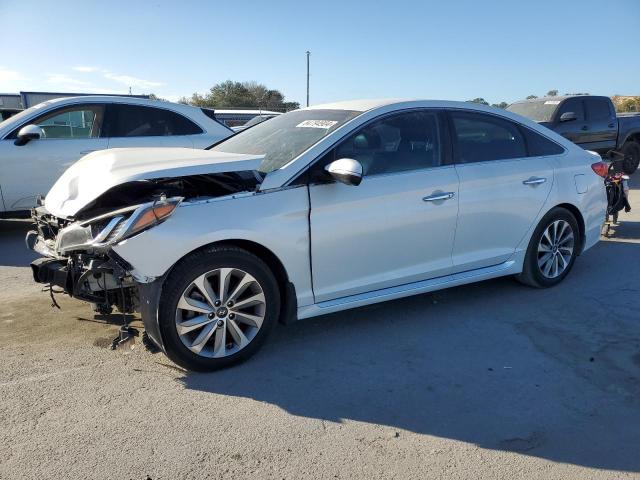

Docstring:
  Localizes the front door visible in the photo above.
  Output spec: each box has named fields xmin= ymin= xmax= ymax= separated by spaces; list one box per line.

xmin=0 ymin=104 xmax=107 ymax=211
xmin=308 ymin=109 xmax=459 ymax=302
xmin=554 ymin=97 xmax=589 ymax=146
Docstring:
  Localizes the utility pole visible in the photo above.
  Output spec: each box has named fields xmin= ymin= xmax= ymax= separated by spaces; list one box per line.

xmin=306 ymin=51 xmax=310 ymax=107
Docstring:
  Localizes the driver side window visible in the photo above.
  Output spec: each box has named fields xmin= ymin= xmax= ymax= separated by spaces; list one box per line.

xmin=31 ymin=105 xmax=105 ymax=139
xmin=318 ymin=110 xmax=443 ymax=178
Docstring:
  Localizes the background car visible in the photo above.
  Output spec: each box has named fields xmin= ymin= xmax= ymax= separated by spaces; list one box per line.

xmin=231 ymin=114 xmax=278 ymax=132
xmin=0 ymin=96 xmax=233 ymax=214
xmin=507 ymin=95 xmax=640 ymax=173
xmin=28 ymin=99 xmax=607 ymax=371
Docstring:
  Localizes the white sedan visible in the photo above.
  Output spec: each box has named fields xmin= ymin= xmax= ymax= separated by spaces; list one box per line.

xmin=0 ymin=96 xmax=232 ymax=214
xmin=27 ymin=99 xmax=607 ymax=371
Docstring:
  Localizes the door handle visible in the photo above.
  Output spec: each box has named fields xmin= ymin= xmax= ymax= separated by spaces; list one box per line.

xmin=608 ymin=123 xmax=615 ymax=128
xmin=423 ymin=192 xmax=455 ymax=202
xmin=523 ymin=177 xmax=547 ymax=186
xmin=581 ymin=125 xmax=588 ymax=131
xmin=80 ymin=149 xmax=97 ymax=154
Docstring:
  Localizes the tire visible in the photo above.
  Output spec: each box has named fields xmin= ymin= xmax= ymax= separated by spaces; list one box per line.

xmin=621 ymin=141 xmax=640 ymax=175
xmin=158 ymin=245 xmax=280 ymax=371
xmin=516 ymin=207 xmax=580 ymax=288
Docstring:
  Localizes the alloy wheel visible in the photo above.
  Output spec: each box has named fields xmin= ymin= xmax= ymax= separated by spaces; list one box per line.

xmin=537 ymin=220 xmax=575 ymax=279
xmin=175 ymin=268 xmax=266 ymax=358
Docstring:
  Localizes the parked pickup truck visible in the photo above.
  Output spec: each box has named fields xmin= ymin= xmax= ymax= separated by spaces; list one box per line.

xmin=507 ymin=95 xmax=640 ymax=173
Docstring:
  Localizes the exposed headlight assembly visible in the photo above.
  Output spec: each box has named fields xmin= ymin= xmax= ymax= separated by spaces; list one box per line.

xmin=56 ymin=196 xmax=183 ymax=254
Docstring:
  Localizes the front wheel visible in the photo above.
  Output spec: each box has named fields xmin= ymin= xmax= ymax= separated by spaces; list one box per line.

xmin=621 ymin=141 xmax=640 ymax=175
xmin=516 ymin=208 xmax=580 ymax=288
xmin=158 ymin=246 xmax=280 ymax=371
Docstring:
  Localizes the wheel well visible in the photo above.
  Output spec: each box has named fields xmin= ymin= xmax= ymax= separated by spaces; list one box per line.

xmin=554 ymin=203 xmax=586 ymax=254
xmin=190 ymin=239 xmax=295 ymax=324
xmin=623 ymin=132 xmax=640 ymax=146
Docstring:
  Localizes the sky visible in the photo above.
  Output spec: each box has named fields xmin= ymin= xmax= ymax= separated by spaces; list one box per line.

xmin=1 ymin=0 xmax=639 ymax=106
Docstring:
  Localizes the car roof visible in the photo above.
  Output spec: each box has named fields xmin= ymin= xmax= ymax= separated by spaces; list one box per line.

xmin=32 ymin=95 xmax=200 ymax=113
xmin=304 ymin=98 xmax=411 ymax=112
xmin=510 ymin=94 xmax=609 ymax=105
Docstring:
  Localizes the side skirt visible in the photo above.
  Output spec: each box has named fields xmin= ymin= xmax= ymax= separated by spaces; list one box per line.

xmin=296 ymin=259 xmax=520 ymax=320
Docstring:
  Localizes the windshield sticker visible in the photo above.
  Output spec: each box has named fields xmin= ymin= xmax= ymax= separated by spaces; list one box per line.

xmin=296 ymin=120 xmax=338 ymax=129
xmin=544 ymin=100 xmax=561 ymax=105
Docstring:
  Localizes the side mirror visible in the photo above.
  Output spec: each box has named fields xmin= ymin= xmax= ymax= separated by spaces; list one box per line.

xmin=14 ymin=124 xmax=45 ymax=146
xmin=559 ymin=112 xmax=577 ymax=123
xmin=324 ymin=158 xmax=363 ymax=186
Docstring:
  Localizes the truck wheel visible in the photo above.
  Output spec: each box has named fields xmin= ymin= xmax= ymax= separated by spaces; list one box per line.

xmin=621 ymin=141 xmax=640 ymax=174
xmin=158 ymin=245 xmax=280 ymax=371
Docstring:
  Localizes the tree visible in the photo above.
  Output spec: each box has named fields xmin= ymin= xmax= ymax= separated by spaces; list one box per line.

xmin=491 ymin=101 xmax=508 ymax=109
xmin=546 ymin=90 xmax=558 ymax=97
xmin=180 ymin=80 xmax=299 ymax=111
xmin=148 ymin=93 xmax=167 ymax=102
xmin=467 ymin=97 xmax=489 ymax=105
xmin=526 ymin=95 xmax=538 ymax=100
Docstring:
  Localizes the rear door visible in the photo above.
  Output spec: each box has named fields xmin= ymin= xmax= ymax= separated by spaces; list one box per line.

xmin=583 ymin=97 xmax=617 ymax=152
xmin=0 ymin=103 xmax=108 ymax=211
xmin=449 ymin=110 xmax=556 ymax=273
xmin=308 ymin=109 xmax=459 ymax=301
xmin=104 ymin=104 xmax=200 ymax=148
xmin=553 ymin=98 xmax=589 ymax=145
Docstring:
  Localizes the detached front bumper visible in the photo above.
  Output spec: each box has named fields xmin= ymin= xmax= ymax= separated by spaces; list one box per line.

xmin=30 ymin=257 xmax=71 ymax=291
xmin=27 ymin=233 xmax=167 ymax=353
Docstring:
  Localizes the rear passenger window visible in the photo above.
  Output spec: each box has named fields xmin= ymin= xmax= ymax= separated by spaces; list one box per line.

xmin=523 ymin=128 xmax=565 ymax=156
xmin=106 ymin=104 xmax=202 ymax=137
xmin=332 ymin=110 xmax=443 ymax=176
xmin=586 ymin=98 xmax=612 ymax=120
xmin=451 ymin=111 xmax=526 ymax=163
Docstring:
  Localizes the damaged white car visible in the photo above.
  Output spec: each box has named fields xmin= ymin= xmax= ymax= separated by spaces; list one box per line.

xmin=27 ymin=100 xmax=607 ymax=371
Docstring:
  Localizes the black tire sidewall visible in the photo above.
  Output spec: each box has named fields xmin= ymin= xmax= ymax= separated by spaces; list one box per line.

xmin=158 ymin=248 xmax=280 ymax=371
xmin=524 ymin=208 xmax=580 ymax=288
xmin=622 ymin=141 xmax=640 ymax=174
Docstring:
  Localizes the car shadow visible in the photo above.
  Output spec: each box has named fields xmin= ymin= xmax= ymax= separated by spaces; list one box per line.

xmin=0 ymin=219 xmax=38 ymax=267
xmin=179 ymin=241 xmax=640 ymax=472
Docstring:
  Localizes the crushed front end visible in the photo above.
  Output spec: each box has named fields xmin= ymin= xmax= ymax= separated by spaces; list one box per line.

xmin=27 ymin=196 xmax=184 ymax=349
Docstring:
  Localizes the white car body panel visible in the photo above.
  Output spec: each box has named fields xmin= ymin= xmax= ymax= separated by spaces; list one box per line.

xmin=451 ymin=156 xmax=555 ymax=272
xmin=309 ymin=165 xmax=459 ymax=301
xmin=113 ymin=187 xmax=315 ymax=307
xmin=35 ymin=99 xmax=607 ymax=325
xmin=0 ymin=96 xmax=232 ymax=213
xmin=45 ymin=148 xmax=262 ymax=218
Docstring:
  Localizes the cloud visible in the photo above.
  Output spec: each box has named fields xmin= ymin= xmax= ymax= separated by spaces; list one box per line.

xmin=0 ymin=66 xmax=23 ymax=83
xmin=73 ymin=66 xmax=99 ymax=73
xmin=103 ymin=72 xmax=163 ymax=89
xmin=46 ymin=73 xmax=91 ymax=86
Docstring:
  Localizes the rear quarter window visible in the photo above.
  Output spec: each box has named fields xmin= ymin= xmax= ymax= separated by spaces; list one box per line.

xmin=522 ymin=127 xmax=566 ymax=156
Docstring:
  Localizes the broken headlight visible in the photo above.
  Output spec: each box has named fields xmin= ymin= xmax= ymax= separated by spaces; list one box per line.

xmin=56 ymin=196 xmax=183 ymax=254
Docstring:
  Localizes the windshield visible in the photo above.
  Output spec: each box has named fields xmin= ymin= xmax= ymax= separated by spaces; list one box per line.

xmin=506 ymin=100 xmax=560 ymax=122
xmin=211 ymin=109 xmax=361 ymax=173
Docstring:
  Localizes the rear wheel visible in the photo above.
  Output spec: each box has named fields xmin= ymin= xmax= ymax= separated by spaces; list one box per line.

xmin=621 ymin=141 xmax=640 ymax=174
xmin=158 ymin=246 xmax=280 ymax=371
xmin=516 ymin=208 xmax=580 ymax=288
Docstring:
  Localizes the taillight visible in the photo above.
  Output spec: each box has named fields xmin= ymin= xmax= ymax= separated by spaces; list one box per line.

xmin=591 ymin=162 xmax=609 ymax=178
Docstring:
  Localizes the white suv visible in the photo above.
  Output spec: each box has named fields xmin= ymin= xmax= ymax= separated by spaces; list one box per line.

xmin=0 ymin=96 xmax=232 ymax=214
xmin=27 ymin=99 xmax=607 ymax=371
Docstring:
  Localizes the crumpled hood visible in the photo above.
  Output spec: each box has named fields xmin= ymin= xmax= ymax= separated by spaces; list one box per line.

xmin=45 ymin=148 xmax=263 ymax=218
